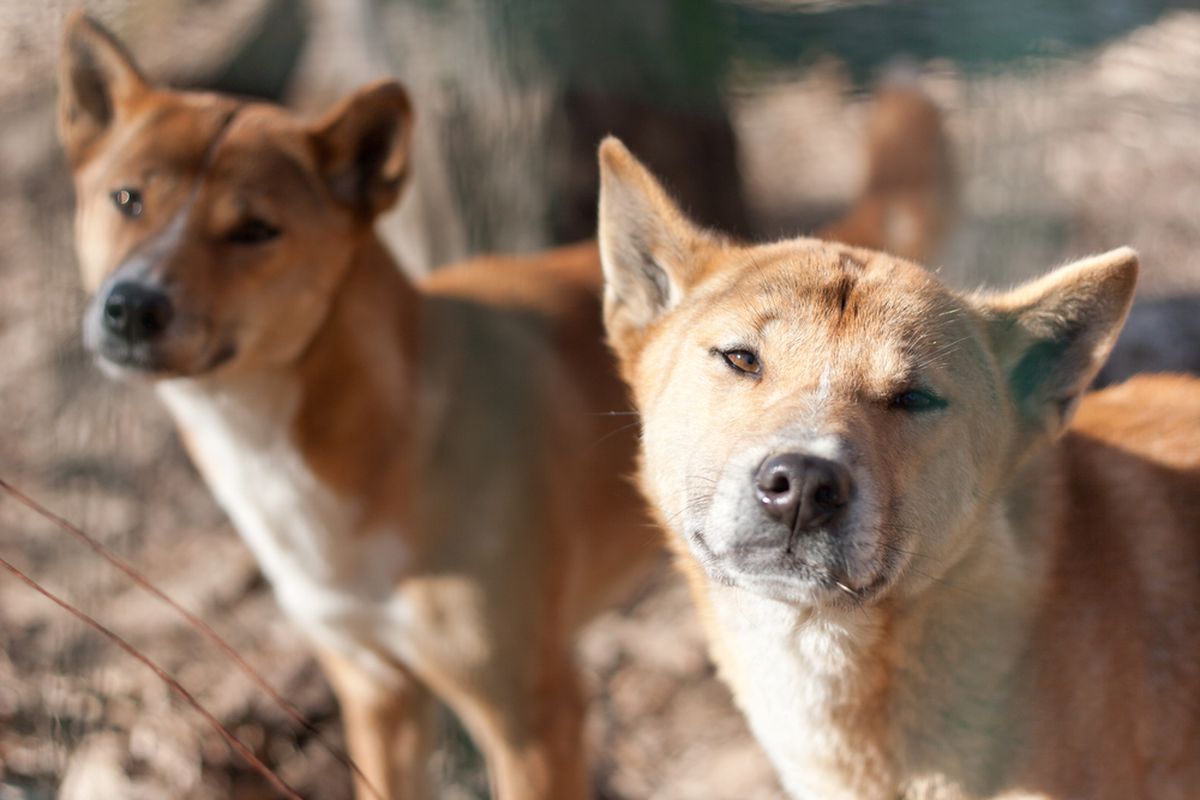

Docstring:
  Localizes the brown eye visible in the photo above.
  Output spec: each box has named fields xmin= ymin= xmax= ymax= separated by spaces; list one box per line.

xmin=720 ymin=348 xmax=762 ymax=376
xmin=227 ymin=218 xmax=281 ymax=245
xmin=111 ymin=187 xmax=143 ymax=218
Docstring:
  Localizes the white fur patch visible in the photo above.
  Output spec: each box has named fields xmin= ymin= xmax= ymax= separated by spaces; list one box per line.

xmin=708 ymin=585 xmax=884 ymax=800
xmin=158 ymin=376 xmax=413 ymax=684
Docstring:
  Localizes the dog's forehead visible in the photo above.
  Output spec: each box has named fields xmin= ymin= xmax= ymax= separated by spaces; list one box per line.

xmin=114 ymin=96 xmax=315 ymax=179
xmin=90 ymin=93 xmax=238 ymax=179
xmin=703 ymin=242 xmax=952 ymax=334
xmin=681 ymin=241 xmax=972 ymax=389
xmin=220 ymin=102 xmax=313 ymax=149
xmin=203 ymin=106 xmax=324 ymax=201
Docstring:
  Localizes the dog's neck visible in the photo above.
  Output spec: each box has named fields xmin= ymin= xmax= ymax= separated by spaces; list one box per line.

xmin=202 ymin=233 xmax=414 ymax=453
xmin=286 ymin=232 xmax=423 ymax=497
xmin=701 ymin=498 xmax=1047 ymax=800
xmin=156 ymin=231 xmax=422 ymax=555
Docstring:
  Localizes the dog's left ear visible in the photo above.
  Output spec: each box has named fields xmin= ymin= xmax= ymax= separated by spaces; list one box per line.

xmin=979 ymin=247 xmax=1138 ymax=439
xmin=59 ymin=11 xmax=150 ymax=167
xmin=310 ymin=80 xmax=413 ymax=220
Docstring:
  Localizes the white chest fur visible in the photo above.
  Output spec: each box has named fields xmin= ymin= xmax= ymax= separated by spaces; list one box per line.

xmin=708 ymin=587 xmax=894 ymax=800
xmin=158 ymin=376 xmax=412 ymax=677
xmin=707 ymin=539 xmax=1031 ymax=800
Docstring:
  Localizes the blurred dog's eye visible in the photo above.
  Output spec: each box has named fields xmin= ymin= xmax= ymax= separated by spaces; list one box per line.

xmin=111 ymin=188 xmax=143 ymax=218
xmin=889 ymin=388 xmax=946 ymax=412
xmin=228 ymin=218 xmax=281 ymax=245
xmin=719 ymin=348 xmax=762 ymax=376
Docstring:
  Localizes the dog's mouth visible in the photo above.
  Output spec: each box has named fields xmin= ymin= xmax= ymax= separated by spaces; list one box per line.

xmin=689 ymin=528 xmax=895 ymax=607
xmin=86 ymin=319 xmax=236 ymax=379
xmin=83 ymin=295 xmax=237 ymax=379
xmin=94 ymin=338 xmax=237 ymax=378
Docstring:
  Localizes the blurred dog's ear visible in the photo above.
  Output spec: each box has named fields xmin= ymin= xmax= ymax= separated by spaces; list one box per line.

xmin=310 ymin=80 xmax=413 ymax=219
xmin=978 ymin=248 xmax=1138 ymax=441
xmin=58 ymin=11 xmax=150 ymax=166
xmin=598 ymin=137 xmax=713 ymax=353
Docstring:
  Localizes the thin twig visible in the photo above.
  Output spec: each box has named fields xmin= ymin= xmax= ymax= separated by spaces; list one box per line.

xmin=0 ymin=555 xmax=302 ymax=799
xmin=0 ymin=476 xmax=383 ymax=800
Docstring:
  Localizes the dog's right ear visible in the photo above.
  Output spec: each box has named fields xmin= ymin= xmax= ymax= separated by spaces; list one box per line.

xmin=310 ymin=80 xmax=413 ymax=221
xmin=598 ymin=137 xmax=711 ymax=354
xmin=58 ymin=11 xmax=149 ymax=167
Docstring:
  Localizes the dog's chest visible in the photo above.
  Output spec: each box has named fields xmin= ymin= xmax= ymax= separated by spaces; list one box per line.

xmin=158 ymin=379 xmax=414 ymax=663
xmin=710 ymin=591 xmax=894 ymax=800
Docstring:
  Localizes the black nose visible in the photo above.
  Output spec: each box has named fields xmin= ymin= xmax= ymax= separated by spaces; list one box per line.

xmin=755 ymin=453 xmax=853 ymax=532
xmin=102 ymin=282 xmax=173 ymax=343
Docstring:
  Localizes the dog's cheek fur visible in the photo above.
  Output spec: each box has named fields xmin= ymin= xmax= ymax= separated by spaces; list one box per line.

xmin=636 ymin=324 xmax=727 ymax=534
xmin=884 ymin=357 xmax=1014 ymax=597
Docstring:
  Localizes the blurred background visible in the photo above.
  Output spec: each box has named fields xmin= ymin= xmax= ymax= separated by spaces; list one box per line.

xmin=2 ymin=1 xmax=1199 ymax=797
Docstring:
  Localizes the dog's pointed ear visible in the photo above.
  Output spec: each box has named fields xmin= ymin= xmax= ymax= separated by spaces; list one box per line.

xmin=58 ymin=11 xmax=150 ymax=166
xmin=310 ymin=80 xmax=413 ymax=220
xmin=979 ymin=247 xmax=1138 ymax=439
xmin=598 ymin=137 xmax=711 ymax=352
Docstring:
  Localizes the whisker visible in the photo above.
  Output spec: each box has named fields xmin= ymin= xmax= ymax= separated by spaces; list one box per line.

xmin=834 ymin=580 xmax=860 ymax=598
xmin=585 ymin=420 xmax=642 ymax=452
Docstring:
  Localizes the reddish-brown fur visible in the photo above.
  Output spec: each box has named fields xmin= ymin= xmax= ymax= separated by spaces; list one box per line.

xmin=59 ymin=13 xmax=651 ymax=799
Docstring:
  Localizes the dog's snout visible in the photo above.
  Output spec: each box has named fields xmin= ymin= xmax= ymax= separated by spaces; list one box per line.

xmin=102 ymin=282 xmax=173 ymax=343
xmin=755 ymin=453 xmax=852 ymax=532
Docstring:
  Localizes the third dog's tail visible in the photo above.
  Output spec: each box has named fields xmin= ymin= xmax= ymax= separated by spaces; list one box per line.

xmin=819 ymin=75 xmax=956 ymax=264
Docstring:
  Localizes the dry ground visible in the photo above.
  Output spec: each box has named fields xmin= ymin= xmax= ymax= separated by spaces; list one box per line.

xmin=3 ymin=3 xmax=1200 ymax=799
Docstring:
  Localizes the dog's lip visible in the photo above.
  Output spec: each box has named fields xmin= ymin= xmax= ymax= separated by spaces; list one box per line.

xmin=91 ymin=337 xmax=236 ymax=378
xmin=202 ymin=342 xmax=237 ymax=372
xmin=732 ymin=563 xmax=887 ymax=606
xmin=93 ymin=339 xmax=170 ymax=374
xmin=690 ymin=532 xmax=892 ymax=604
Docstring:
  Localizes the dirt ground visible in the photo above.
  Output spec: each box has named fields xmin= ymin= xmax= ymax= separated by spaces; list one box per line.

xmin=3 ymin=4 xmax=1200 ymax=799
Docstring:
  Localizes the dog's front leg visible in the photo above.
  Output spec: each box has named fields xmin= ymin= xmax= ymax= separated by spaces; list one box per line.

xmin=316 ymin=647 xmax=436 ymax=800
xmin=468 ymin=658 xmax=590 ymax=800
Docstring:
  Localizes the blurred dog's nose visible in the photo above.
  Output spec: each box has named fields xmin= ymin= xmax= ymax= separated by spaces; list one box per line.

xmin=102 ymin=282 xmax=172 ymax=343
xmin=755 ymin=453 xmax=852 ymax=532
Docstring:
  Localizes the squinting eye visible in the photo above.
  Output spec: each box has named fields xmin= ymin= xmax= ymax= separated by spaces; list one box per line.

xmin=111 ymin=187 xmax=143 ymax=218
xmin=889 ymin=388 xmax=946 ymax=412
xmin=227 ymin=218 xmax=281 ymax=245
xmin=720 ymin=348 xmax=762 ymax=376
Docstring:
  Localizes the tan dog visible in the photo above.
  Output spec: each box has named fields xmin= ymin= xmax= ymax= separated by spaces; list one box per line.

xmin=59 ymin=13 xmax=658 ymax=799
xmin=598 ymin=139 xmax=1200 ymax=799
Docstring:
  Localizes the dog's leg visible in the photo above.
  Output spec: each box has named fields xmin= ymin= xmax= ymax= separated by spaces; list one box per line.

xmin=454 ymin=659 xmax=590 ymax=800
xmin=317 ymin=647 xmax=436 ymax=800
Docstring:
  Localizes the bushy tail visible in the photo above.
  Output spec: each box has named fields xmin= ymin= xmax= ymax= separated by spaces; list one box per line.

xmin=819 ymin=76 xmax=956 ymax=264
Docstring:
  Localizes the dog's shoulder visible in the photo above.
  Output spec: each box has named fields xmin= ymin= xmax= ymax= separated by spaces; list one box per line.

xmin=1028 ymin=373 xmax=1200 ymax=793
xmin=1056 ymin=373 xmax=1200 ymax=544
xmin=1047 ymin=371 xmax=1200 ymax=631
xmin=1069 ymin=373 xmax=1200 ymax=469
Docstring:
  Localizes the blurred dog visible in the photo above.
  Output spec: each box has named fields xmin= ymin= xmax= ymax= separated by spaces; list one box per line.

xmin=59 ymin=13 xmax=657 ymax=799
xmin=598 ymin=140 xmax=1200 ymax=799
